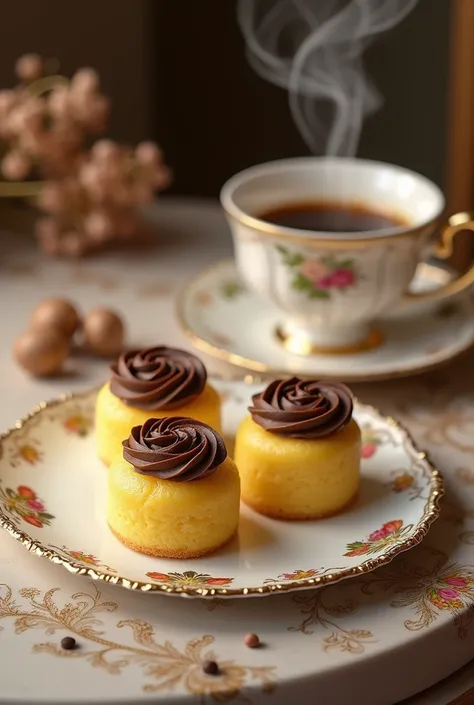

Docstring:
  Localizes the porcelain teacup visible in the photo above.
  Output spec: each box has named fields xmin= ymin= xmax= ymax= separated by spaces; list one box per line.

xmin=220 ymin=157 xmax=474 ymax=354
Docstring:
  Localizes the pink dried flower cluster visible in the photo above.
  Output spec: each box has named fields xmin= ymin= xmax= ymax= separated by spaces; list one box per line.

xmin=37 ymin=140 xmax=170 ymax=256
xmin=0 ymin=54 xmax=170 ymax=256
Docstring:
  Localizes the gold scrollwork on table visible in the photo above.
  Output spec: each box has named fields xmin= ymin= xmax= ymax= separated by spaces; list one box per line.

xmin=395 ymin=383 xmax=474 ymax=454
xmin=0 ymin=584 xmax=276 ymax=701
xmin=289 ymin=587 xmax=376 ymax=654
xmin=361 ymin=547 xmax=474 ymax=638
xmin=286 ymin=544 xmax=474 ymax=649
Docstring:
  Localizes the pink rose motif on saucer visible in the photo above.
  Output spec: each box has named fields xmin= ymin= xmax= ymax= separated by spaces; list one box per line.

xmin=276 ymin=245 xmax=358 ymax=300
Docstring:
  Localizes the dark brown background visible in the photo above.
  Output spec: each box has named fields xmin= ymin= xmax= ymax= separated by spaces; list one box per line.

xmin=0 ymin=0 xmax=450 ymax=197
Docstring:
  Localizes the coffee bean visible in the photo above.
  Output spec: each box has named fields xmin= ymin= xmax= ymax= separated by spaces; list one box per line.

xmin=203 ymin=660 xmax=219 ymax=675
xmin=60 ymin=636 xmax=77 ymax=650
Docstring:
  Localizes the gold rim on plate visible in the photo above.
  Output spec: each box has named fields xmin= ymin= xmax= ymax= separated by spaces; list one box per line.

xmin=176 ymin=259 xmax=474 ymax=382
xmin=0 ymin=382 xmax=444 ymax=597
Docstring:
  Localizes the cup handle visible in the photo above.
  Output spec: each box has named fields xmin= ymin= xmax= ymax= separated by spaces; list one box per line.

xmin=403 ymin=211 xmax=474 ymax=304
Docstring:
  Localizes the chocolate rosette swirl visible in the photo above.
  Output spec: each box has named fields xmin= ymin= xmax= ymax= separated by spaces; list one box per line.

xmin=110 ymin=346 xmax=207 ymax=410
xmin=123 ymin=417 xmax=227 ymax=481
xmin=249 ymin=377 xmax=353 ymax=439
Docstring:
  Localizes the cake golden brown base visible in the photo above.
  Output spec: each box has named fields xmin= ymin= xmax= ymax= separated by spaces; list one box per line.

xmin=109 ymin=524 xmax=237 ymax=559
xmin=242 ymin=490 xmax=359 ymax=521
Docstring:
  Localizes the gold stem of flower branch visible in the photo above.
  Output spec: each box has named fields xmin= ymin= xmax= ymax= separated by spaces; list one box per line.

xmin=26 ymin=75 xmax=69 ymax=98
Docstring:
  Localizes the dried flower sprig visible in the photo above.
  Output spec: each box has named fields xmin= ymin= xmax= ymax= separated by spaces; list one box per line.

xmin=0 ymin=54 xmax=171 ymax=256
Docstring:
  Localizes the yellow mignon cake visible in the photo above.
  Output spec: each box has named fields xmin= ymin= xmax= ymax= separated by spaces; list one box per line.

xmin=234 ymin=378 xmax=361 ymax=520
xmin=108 ymin=416 xmax=240 ymax=558
xmin=96 ymin=346 xmax=221 ymax=466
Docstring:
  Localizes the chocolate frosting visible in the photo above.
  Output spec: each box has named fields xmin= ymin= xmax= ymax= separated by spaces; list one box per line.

xmin=109 ymin=346 xmax=207 ymax=410
xmin=123 ymin=417 xmax=227 ymax=481
xmin=249 ymin=377 xmax=353 ymax=439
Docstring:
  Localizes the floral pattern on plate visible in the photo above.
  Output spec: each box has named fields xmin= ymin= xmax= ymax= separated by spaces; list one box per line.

xmin=0 ymin=484 xmax=53 ymax=528
xmin=387 ymin=470 xmax=429 ymax=501
xmin=390 ymin=473 xmax=415 ymax=493
xmin=51 ymin=398 xmax=95 ymax=438
xmin=360 ymin=425 xmax=396 ymax=459
xmin=0 ymin=381 xmax=443 ymax=597
xmin=361 ymin=435 xmax=380 ymax=459
xmin=8 ymin=441 xmax=43 ymax=467
xmin=63 ymin=415 xmax=93 ymax=437
xmin=264 ymin=567 xmax=345 ymax=584
xmin=344 ymin=520 xmax=411 ymax=557
xmin=48 ymin=544 xmax=117 ymax=572
xmin=146 ymin=571 xmax=234 ymax=590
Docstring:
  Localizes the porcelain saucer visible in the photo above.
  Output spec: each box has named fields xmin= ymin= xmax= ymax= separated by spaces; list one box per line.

xmin=0 ymin=378 xmax=442 ymax=598
xmin=177 ymin=260 xmax=474 ymax=381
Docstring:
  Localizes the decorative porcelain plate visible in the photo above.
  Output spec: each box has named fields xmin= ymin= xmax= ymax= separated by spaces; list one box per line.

xmin=0 ymin=379 xmax=443 ymax=597
xmin=177 ymin=260 xmax=474 ymax=381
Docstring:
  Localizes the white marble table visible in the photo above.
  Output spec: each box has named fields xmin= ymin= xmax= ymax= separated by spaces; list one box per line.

xmin=0 ymin=197 xmax=473 ymax=705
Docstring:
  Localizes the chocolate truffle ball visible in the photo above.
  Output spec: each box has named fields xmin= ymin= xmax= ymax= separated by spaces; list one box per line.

xmin=30 ymin=298 xmax=80 ymax=338
xmin=14 ymin=328 xmax=69 ymax=377
xmin=83 ymin=307 xmax=125 ymax=357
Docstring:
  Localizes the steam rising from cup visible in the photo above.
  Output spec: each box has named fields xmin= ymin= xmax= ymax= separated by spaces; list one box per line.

xmin=238 ymin=0 xmax=419 ymax=156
